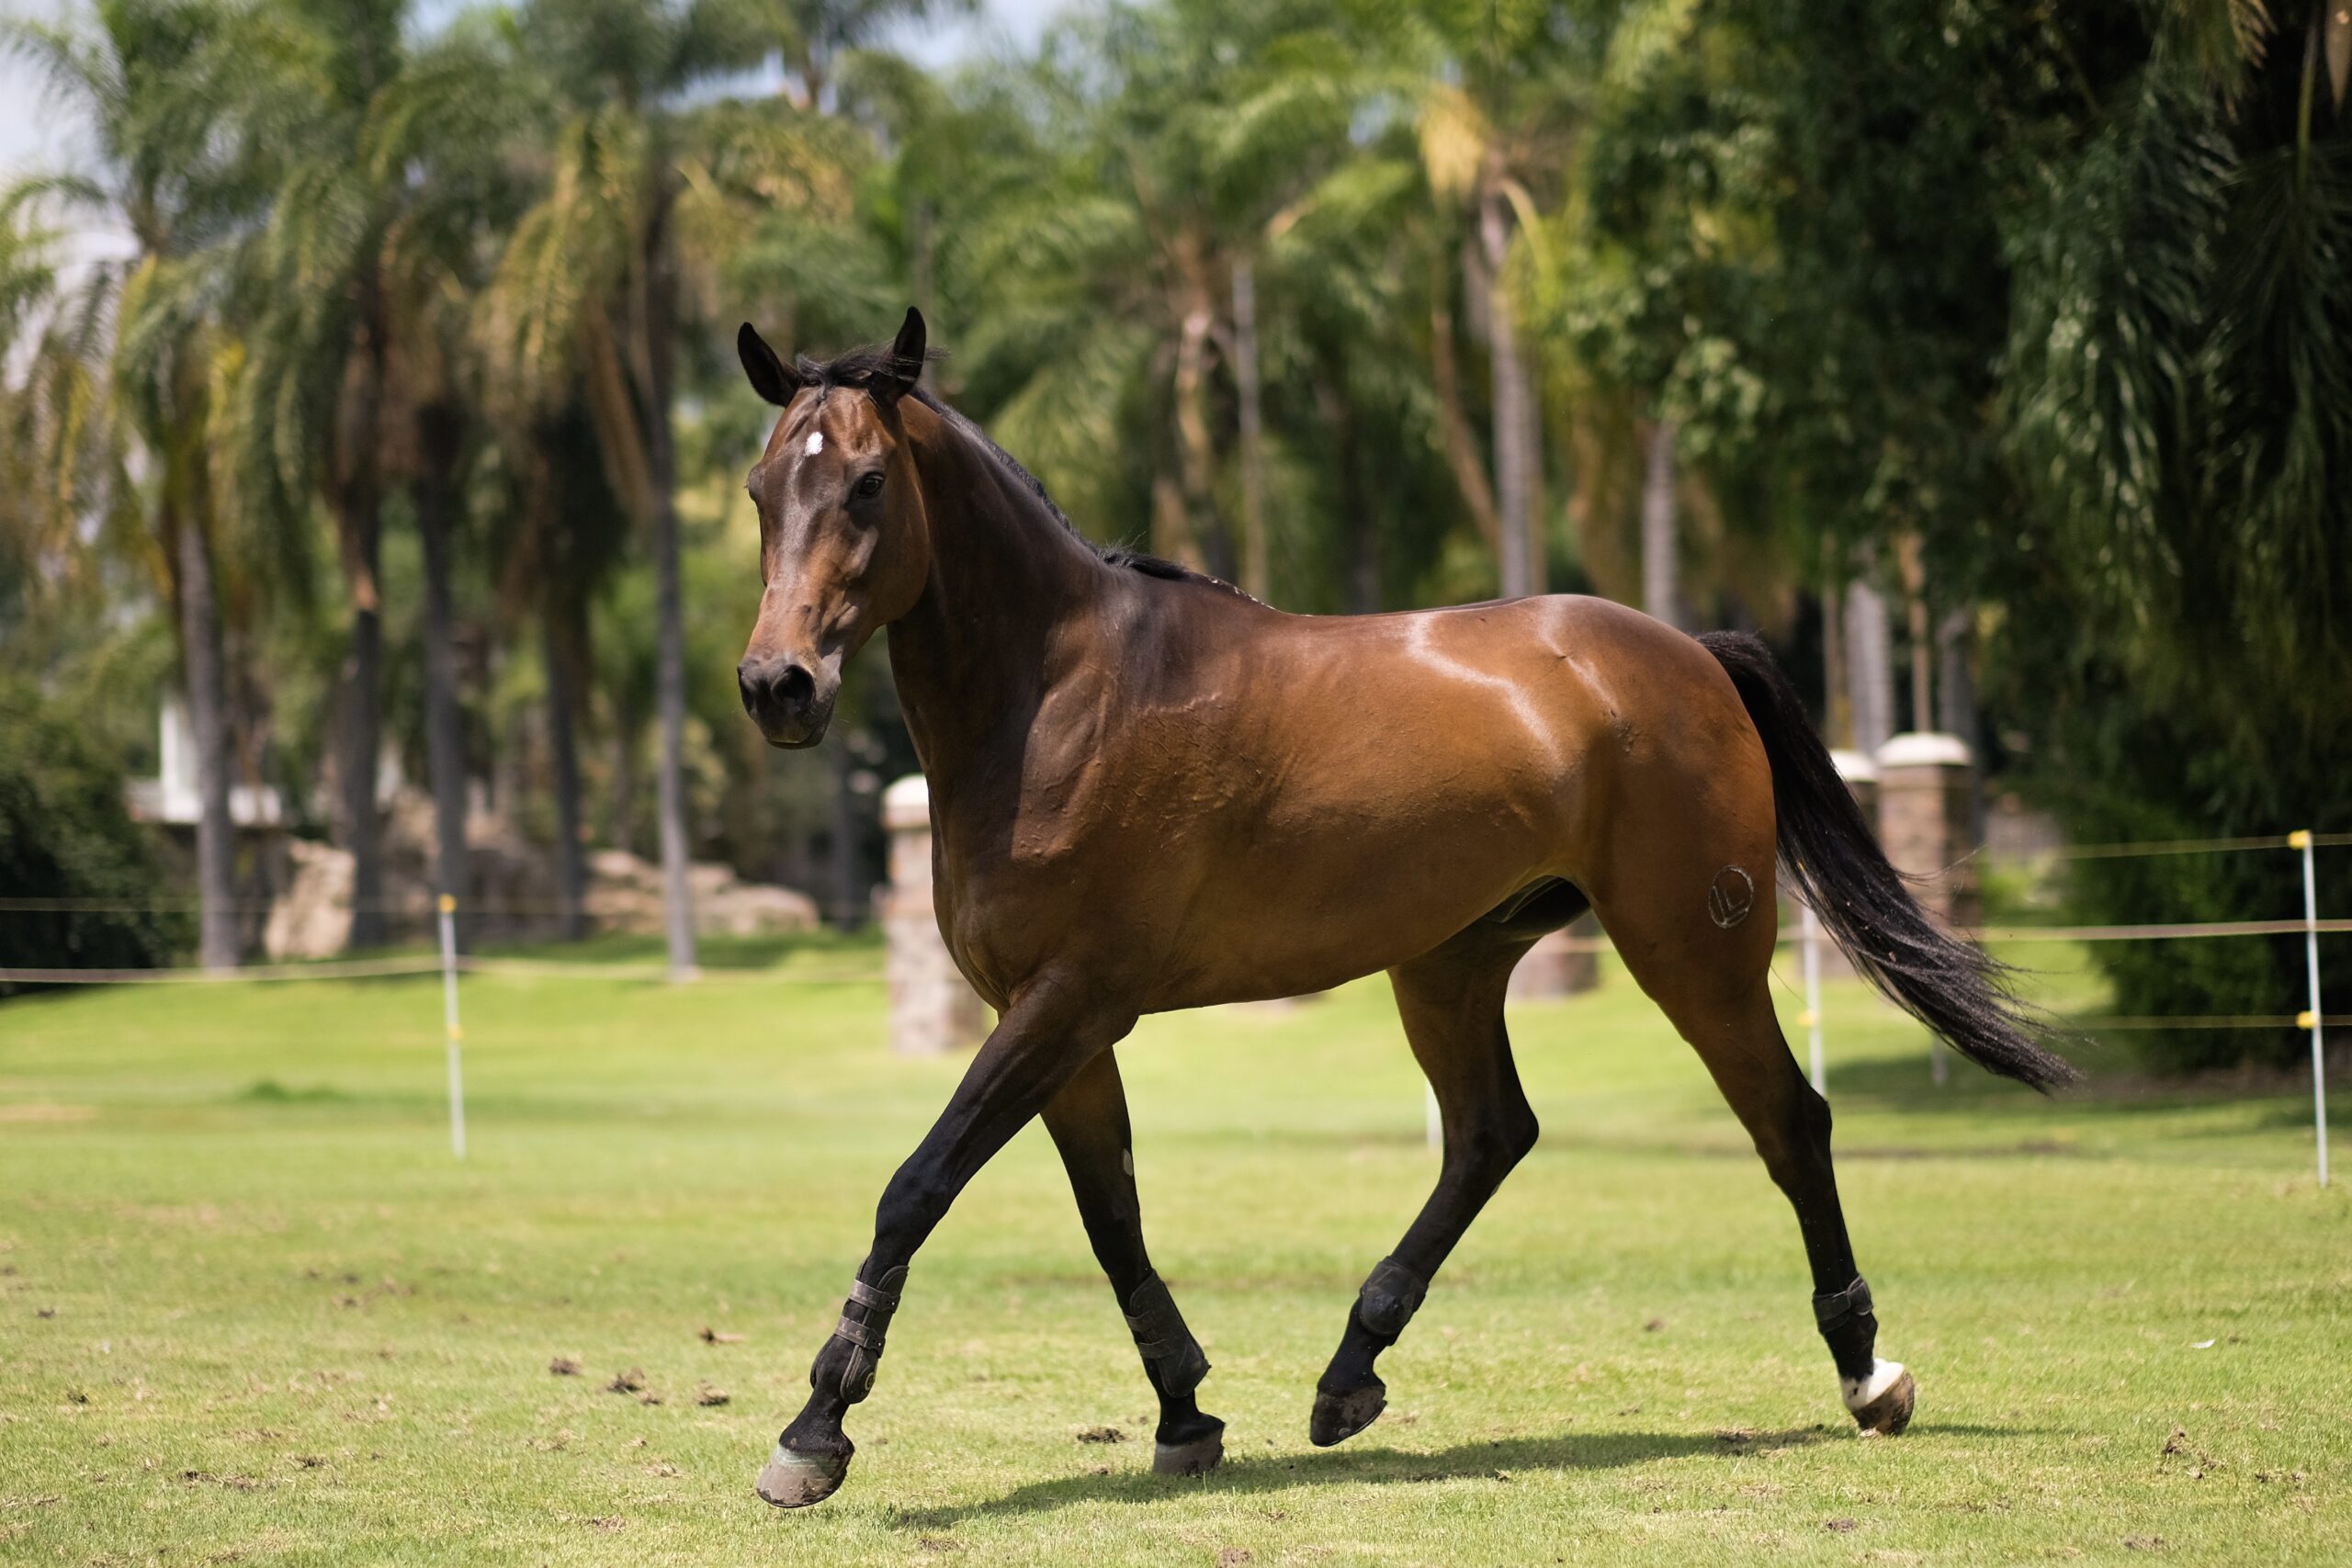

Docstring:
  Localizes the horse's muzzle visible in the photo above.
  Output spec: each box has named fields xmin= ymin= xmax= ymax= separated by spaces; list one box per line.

xmin=739 ymin=656 xmax=834 ymax=749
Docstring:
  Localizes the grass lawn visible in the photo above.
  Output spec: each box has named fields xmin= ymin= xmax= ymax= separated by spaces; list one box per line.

xmin=1 ymin=936 xmax=2346 ymax=1565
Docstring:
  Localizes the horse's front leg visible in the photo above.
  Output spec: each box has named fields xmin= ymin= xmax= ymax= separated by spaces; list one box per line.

xmin=1041 ymin=1047 xmax=1225 ymax=1476
xmin=1313 ymin=941 xmax=1537 ymax=1446
xmin=756 ymin=983 xmax=1134 ymax=1508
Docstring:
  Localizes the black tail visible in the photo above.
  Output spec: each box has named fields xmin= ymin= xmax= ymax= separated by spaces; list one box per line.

xmin=1700 ymin=631 xmax=2078 ymax=1091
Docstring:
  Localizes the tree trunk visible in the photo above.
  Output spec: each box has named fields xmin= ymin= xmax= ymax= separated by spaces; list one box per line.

xmin=1823 ymin=580 xmax=1851 ymax=749
xmin=337 ymin=559 xmax=385 ymax=947
xmin=610 ymin=724 xmax=638 ymax=857
xmin=1519 ymin=332 xmax=1546 ymax=598
xmin=1429 ymin=279 xmax=1503 ymax=556
xmin=1478 ymin=182 xmax=1533 ymax=600
xmin=174 ymin=512 xmax=238 ymax=971
xmin=910 ymin=197 xmax=937 ymax=339
xmin=1315 ymin=371 xmax=1377 ymax=614
xmin=334 ymin=322 xmax=388 ymax=952
xmin=650 ymin=468 xmax=696 ymax=974
xmin=1896 ymin=533 xmax=1933 ymax=734
xmin=634 ymin=181 xmax=697 ymax=978
xmin=1822 ymin=536 xmax=1853 ymax=748
xmin=543 ymin=603 xmax=588 ymax=943
xmin=829 ymin=742 xmax=862 ymax=929
xmin=1640 ymin=417 xmax=1681 ymax=629
xmin=1937 ymin=607 xmax=1984 ymax=842
xmin=1150 ymin=473 xmax=1190 ymax=565
xmin=1232 ymin=258 xmax=1269 ymax=602
xmin=1936 ymin=609 xmax=1976 ymax=742
xmin=1171 ymin=295 xmax=1228 ymax=581
xmin=1845 ymin=577 xmax=1896 ymax=754
xmin=415 ymin=400 xmax=469 ymax=935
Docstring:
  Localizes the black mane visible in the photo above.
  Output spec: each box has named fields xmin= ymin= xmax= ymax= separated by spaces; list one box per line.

xmin=797 ymin=342 xmax=1238 ymax=594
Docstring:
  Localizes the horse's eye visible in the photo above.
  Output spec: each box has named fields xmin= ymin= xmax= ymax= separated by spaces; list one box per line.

xmin=853 ymin=471 xmax=885 ymax=501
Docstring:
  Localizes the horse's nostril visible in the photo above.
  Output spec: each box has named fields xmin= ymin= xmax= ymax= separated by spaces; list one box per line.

xmin=741 ymin=660 xmax=817 ymax=716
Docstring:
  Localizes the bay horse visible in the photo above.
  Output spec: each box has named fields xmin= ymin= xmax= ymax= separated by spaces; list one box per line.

xmin=731 ymin=309 xmax=2073 ymax=1509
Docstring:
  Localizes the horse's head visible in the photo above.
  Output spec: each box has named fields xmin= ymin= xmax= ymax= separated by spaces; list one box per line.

xmin=733 ymin=308 xmax=934 ymax=749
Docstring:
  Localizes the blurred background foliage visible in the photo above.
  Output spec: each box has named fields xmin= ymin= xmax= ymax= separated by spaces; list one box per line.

xmin=0 ymin=0 xmax=2344 ymax=1066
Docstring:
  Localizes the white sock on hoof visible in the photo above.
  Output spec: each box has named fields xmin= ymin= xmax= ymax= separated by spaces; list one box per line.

xmin=1840 ymin=1358 xmax=1906 ymax=1411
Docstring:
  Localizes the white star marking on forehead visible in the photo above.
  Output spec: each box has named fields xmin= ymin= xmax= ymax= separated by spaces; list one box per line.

xmin=805 ymin=431 xmax=824 ymax=457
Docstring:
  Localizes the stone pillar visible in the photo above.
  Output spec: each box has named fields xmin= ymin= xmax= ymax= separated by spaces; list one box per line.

xmin=1801 ymin=750 xmax=1884 ymax=977
xmin=879 ymin=775 xmax=988 ymax=1056
xmin=1874 ymin=733 xmax=1980 ymax=930
xmin=1508 ymin=912 xmax=1602 ymax=1001
xmin=1829 ymin=750 xmax=1880 ymax=826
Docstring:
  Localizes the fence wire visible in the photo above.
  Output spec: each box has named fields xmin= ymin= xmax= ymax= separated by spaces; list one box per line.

xmin=4 ymin=826 xmax=2338 ymax=1182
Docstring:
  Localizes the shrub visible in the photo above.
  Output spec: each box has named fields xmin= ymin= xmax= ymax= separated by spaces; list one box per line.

xmin=0 ymin=681 xmax=187 ymax=991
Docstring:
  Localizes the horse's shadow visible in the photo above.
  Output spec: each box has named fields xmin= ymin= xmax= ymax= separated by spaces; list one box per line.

xmin=889 ymin=1421 xmax=2026 ymax=1529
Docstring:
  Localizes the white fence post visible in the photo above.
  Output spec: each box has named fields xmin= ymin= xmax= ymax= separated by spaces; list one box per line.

xmin=437 ymin=893 xmax=467 ymax=1160
xmin=1801 ymin=903 xmax=1826 ymax=1095
xmin=2292 ymin=830 xmax=2327 ymax=1189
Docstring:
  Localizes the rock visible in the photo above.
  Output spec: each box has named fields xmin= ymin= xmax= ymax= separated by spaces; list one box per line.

xmin=698 ymin=879 xmax=820 ymax=939
xmin=263 ymin=839 xmax=354 ymax=961
xmin=583 ymin=848 xmax=818 ymax=939
xmin=262 ymin=789 xmax=815 ymax=950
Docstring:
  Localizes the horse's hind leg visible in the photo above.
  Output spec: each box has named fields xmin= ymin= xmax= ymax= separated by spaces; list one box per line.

xmin=1040 ymin=1047 xmax=1226 ymax=1475
xmin=1689 ymin=986 xmax=1913 ymax=1432
xmin=1312 ymin=932 xmax=1538 ymax=1446
xmin=1601 ymin=883 xmax=1917 ymax=1436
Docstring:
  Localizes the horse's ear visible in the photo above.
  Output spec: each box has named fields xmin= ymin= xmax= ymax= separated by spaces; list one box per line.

xmin=874 ymin=307 xmax=926 ymax=406
xmin=738 ymin=322 xmax=799 ymax=407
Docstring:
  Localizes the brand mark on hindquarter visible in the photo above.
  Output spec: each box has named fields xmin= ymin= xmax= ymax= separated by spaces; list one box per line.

xmin=1707 ymin=864 xmax=1755 ymax=929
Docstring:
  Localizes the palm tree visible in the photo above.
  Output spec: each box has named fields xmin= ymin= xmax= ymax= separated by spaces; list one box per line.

xmin=1208 ymin=17 xmax=1391 ymax=602
xmin=2004 ymin=0 xmax=2352 ymax=749
xmin=3 ymin=0 xmax=288 ymax=970
xmin=383 ymin=21 xmax=539 ymax=931
xmin=232 ymin=0 xmax=411 ymax=947
xmin=755 ymin=0 xmax=972 ymax=110
xmin=1410 ymin=0 xmax=1593 ymax=602
xmin=241 ymin=4 xmax=528 ymax=939
xmin=948 ymin=1 xmax=1377 ymax=594
xmin=484 ymin=396 xmax=635 ymax=941
xmin=481 ymin=0 xmax=938 ymax=974
xmin=480 ymin=0 xmax=746 ymax=976
xmin=0 ymin=209 xmax=98 ymax=645
xmin=1523 ymin=0 xmax=1804 ymax=638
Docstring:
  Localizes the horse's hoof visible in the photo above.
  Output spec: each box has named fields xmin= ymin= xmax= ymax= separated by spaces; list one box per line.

xmin=1843 ymin=1361 xmax=1916 ymax=1437
xmin=1152 ymin=1416 xmax=1225 ymax=1477
xmin=755 ymin=1440 xmax=852 ymax=1508
xmin=1309 ymin=1379 xmax=1386 ymax=1447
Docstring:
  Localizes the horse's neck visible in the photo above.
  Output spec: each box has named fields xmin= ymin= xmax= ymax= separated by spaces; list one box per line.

xmin=886 ymin=407 xmax=1104 ymax=784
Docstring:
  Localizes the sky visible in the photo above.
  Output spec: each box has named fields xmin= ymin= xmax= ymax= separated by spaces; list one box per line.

xmin=0 ymin=0 xmax=1067 ymax=197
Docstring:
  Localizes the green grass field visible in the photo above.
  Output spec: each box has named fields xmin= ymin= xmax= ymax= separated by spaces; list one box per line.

xmin=2 ymin=938 xmax=2346 ymax=1565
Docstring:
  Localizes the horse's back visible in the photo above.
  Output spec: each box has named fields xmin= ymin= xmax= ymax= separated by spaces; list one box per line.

xmin=1025 ymin=587 xmax=1772 ymax=1007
